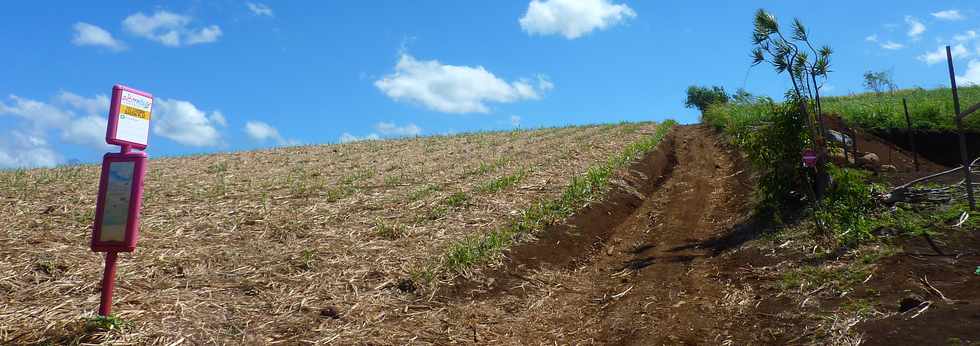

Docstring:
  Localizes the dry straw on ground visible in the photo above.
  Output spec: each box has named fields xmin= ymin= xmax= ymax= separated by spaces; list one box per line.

xmin=1 ymin=122 xmax=662 ymax=344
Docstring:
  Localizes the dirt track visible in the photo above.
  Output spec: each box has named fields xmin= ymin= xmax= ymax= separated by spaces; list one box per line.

xmin=441 ymin=125 xmax=760 ymax=344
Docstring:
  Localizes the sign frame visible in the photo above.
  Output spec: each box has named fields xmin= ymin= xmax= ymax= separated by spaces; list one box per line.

xmin=91 ymin=151 xmax=148 ymax=252
xmin=105 ymin=85 xmax=153 ymax=150
xmin=802 ymin=149 xmax=818 ymax=168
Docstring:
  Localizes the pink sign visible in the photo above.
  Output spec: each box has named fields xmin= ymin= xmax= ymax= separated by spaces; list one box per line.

xmin=802 ymin=149 xmax=818 ymax=168
xmin=91 ymin=151 xmax=148 ymax=252
xmin=92 ymin=84 xmax=153 ymax=317
xmin=106 ymin=85 xmax=153 ymax=150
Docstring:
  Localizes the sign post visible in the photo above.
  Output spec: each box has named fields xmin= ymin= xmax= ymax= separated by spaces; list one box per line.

xmin=91 ymin=85 xmax=153 ymax=316
xmin=946 ymin=46 xmax=977 ymax=211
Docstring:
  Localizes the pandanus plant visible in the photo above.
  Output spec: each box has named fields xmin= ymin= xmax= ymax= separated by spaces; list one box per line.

xmin=751 ymin=9 xmax=833 ymax=144
xmin=750 ymin=9 xmax=834 ymax=200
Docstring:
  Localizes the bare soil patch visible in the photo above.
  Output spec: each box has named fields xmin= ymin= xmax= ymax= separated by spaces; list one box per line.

xmin=438 ymin=125 xmax=771 ymax=344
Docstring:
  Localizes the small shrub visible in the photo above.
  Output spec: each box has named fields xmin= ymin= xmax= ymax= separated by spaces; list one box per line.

xmin=374 ymin=218 xmax=407 ymax=239
xmin=84 ymin=315 xmax=129 ymax=332
xmin=444 ymin=192 xmax=469 ymax=208
xmin=815 ymin=166 xmax=876 ymax=244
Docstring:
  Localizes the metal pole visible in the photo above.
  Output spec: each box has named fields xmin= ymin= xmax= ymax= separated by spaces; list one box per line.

xmin=98 ymin=252 xmax=119 ymax=316
xmin=946 ymin=45 xmax=977 ymax=210
xmin=902 ymin=98 xmax=919 ymax=172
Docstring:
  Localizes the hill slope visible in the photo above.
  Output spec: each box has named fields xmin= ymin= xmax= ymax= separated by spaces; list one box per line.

xmin=0 ymin=122 xmax=670 ymax=344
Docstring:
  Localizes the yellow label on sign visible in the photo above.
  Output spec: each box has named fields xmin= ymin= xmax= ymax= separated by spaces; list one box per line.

xmin=120 ymin=105 xmax=151 ymax=120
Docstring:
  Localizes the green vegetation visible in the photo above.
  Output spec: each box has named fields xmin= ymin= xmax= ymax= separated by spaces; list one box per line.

xmin=478 ymin=168 xmax=529 ymax=193
xmin=712 ymin=85 xmax=980 ymax=132
xmin=862 ymin=70 xmax=897 ymax=94
xmin=444 ymin=191 xmax=469 ymax=208
xmin=439 ymin=120 xmax=676 ymax=274
xmin=815 ymin=167 xmax=878 ymax=244
xmin=780 ymin=263 xmax=870 ymax=293
xmin=408 ymin=184 xmax=441 ymax=202
xmin=374 ymin=218 xmax=407 ymax=240
xmin=685 ymin=85 xmax=729 ymax=114
xmin=84 ymin=315 xmax=130 ymax=333
xmin=823 ymin=85 xmax=980 ymax=131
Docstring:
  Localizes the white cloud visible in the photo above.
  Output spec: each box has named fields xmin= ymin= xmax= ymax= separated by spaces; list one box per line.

xmin=339 ymin=132 xmax=380 ymax=144
xmin=519 ymin=0 xmax=636 ymax=39
xmin=244 ymin=121 xmax=278 ymax=140
xmin=184 ymin=25 xmax=222 ymax=45
xmin=958 ymin=59 xmax=980 ymax=86
xmin=209 ymin=111 xmax=227 ymax=127
xmin=510 ymin=115 xmax=521 ymax=127
xmin=0 ymin=95 xmax=73 ymax=129
xmin=0 ymin=92 xmax=113 ymax=151
xmin=72 ymin=22 xmax=125 ymax=51
xmin=880 ymin=41 xmax=905 ymax=50
xmin=865 ymin=34 xmax=878 ymax=43
xmin=954 ymin=30 xmax=977 ymax=42
xmin=122 ymin=11 xmax=221 ymax=47
xmin=0 ymin=131 xmax=59 ymax=169
xmin=246 ymin=2 xmax=273 ymax=17
xmin=374 ymin=122 xmax=421 ymax=137
xmin=244 ymin=121 xmax=297 ymax=146
xmin=905 ymin=16 xmax=926 ymax=40
xmin=57 ymin=91 xmax=109 ymax=116
xmin=62 ymin=116 xmax=111 ymax=149
xmin=153 ymin=99 xmax=223 ymax=146
xmin=932 ymin=9 xmax=965 ymax=21
xmin=375 ymin=54 xmax=552 ymax=113
xmin=918 ymin=44 xmax=970 ymax=65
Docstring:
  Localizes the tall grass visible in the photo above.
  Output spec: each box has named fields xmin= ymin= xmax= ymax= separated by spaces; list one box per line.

xmin=705 ymin=86 xmax=980 ymax=132
xmin=822 ymin=85 xmax=980 ymax=131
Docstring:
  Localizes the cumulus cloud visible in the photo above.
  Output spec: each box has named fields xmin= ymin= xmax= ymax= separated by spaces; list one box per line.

xmin=375 ymin=54 xmax=552 ymax=113
xmin=954 ymin=30 xmax=977 ymax=42
xmin=880 ymin=41 xmax=905 ymax=50
xmin=61 ymin=116 xmax=111 ymax=149
xmin=184 ymin=25 xmax=222 ymax=45
xmin=339 ymin=132 xmax=380 ymax=144
xmin=918 ymin=44 xmax=970 ymax=65
xmin=375 ymin=122 xmax=421 ymax=137
xmin=57 ymin=91 xmax=109 ymax=116
xmin=932 ymin=9 xmax=965 ymax=21
xmin=519 ymin=0 xmax=636 ymax=39
xmin=244 ymin=121 xmax=297 ymax=146
xmin=0 ymin=95 xmax=73 ymax=129
xmin=864 ymin=34 xmax=878 ymax=43
xmin=0 ymin=93 xmax=101 ymax=168
xmin=339 ymin=121 xmax=422 ymax=144
xmin=122 ymin=10 xmax=222 ymax=47
xmin=0 ymin=131 xmax=60 ymax=169
xmin=153 ymin=99 xmax=223 ymax=146
xmin=0 ymin=92 xmax=112 ymax=151
xmin=209 ymin=111 xmax=228 ymax=127
xmin=958 ymin=59 xmax=980 ymax=86
xmin=72 ymin=22 xmax=126 ymax=51
xmin=905 ymin=16 xmax=926 ymax=39
xmin=246 ymin=2 xmax=273 ymax=17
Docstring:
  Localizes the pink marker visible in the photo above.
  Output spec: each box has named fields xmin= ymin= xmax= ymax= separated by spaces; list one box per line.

xmin=105 ymin=85 xmax=153 ymax=151
xmin=91 ymin=84 xmax=153 ymax=317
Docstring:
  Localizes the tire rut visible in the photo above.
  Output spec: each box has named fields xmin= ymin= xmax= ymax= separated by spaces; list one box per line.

xmin=440 ymin=125 xmax=756 ymax=344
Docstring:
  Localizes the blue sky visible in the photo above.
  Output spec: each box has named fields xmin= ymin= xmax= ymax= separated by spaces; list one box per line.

xmin=2 ymin=1 xmax=980 ymax=168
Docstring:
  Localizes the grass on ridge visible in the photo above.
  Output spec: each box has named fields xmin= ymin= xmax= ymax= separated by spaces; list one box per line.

xmin=438 ymin=120 xmax=677 ymax=275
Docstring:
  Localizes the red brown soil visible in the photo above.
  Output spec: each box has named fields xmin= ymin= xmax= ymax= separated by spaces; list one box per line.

xmin=439 ymin=125 xmax=781 ymax=344
xmin=854 ymin=231 xmax=980 ymax=345
xmin=435 ymin=124 xmax=980 ymax=344
xmin=822 ymin=115 xmax=954 ymax=184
